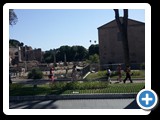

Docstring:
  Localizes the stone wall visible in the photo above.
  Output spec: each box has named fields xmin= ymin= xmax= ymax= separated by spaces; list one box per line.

xmin=98 ymin=18 xmax=145 ymax=66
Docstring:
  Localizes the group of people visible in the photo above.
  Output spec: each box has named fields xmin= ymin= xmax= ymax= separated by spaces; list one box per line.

xmin=49 ymin=64 xmax=133 ymax=83
xmin=106 ymin=64 xmax=133 ymax=84
xmin=48 ymin=64 xmax=78 ymax=82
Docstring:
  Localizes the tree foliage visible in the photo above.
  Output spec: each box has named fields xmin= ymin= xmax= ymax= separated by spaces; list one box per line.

xmin=88 ymin=54 xmax=99 ymax=63
xmin=9 ymin=39 xmax=20 ymax=47
xmin=28 ymin=68 xmax=43 ymax=79
xmin=9 ymin=39 xmax=24 ymax=47
xmin=43 ymin=45 xmax=88 ymax=63
xmin=88 ymin=44 xmax=99 ymax=56
xmin=9 ymin=9 xmax=18 ymax=26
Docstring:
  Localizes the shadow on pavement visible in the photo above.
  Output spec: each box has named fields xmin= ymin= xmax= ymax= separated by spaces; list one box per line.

xmin=10 ymin=100 xmax=58 ymax=109
xmin=124 ymin=99 xmax=140 ymax=109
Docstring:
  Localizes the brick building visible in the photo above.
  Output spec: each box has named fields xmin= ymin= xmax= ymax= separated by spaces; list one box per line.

xmin=98 ymin=18 xmax=145 ymax=67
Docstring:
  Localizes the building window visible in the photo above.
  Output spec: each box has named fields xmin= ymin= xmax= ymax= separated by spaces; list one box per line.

xmin=117 ymin=32 xmax=122 ymax=41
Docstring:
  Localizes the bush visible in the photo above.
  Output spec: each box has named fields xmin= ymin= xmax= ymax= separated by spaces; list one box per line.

xmin=131 ymin=70 xmax=141 ymax=76
xmin=28 ymin=68 xmax=43 ymax=79
xmin=49 ymin=82 xmax=67 ymax=90
xmin=9 ymin=83 xmax=24 ymax=90
xmin=49 ymin=81 xmax=109 ymax=90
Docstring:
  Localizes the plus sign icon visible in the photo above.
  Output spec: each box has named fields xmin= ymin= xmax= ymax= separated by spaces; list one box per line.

xmin=136 ymin=89 xmax=158 ymax=110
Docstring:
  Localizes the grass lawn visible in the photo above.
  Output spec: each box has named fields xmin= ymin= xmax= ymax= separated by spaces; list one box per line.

xmin=10 ymin=82 xmax=144 ymax=96
xmin=85 ymin=70 xmax=145 ymax=80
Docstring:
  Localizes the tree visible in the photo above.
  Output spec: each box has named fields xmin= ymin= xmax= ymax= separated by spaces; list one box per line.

xmin=88 ymin=54 xmax=99 ymax=63
xmin=88 ymin=44 xmax=99 ymax=56
xmin=43 ymin=45 xmax=89 ymax=63
xmin=19 ymin=42 xmax=24 ymax=47
xmin=114 ymin=9 xmax=130 ymax=66
xmin=43 ymin=50 xmax=54 ymax=63
xmin=9 ymin=9 xmax=18 ymax=26
xmin=9 ymin=39 xmax=20 ymax=47
xmin=9 ymin=9 xmax=18 ymax=84
xmin=76 ymin=46 xmax=88 ymax=61
xmin=28 ymin=68 xmax=43 ymax=79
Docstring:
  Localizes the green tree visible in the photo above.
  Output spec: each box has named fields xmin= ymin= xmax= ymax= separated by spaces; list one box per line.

xmin=9 ymin=9 xmax=18 ymax=84
xmin=88 ymin=44 xmax=99 ymax=56
xmin=71 ymin=46 xmax=88 ymax=61
xmin=28 ymin=68 xmax=43 ymax=79
xmin=88 ymin=54 xmax=99 ymax=63
xmin=76 ymin=46 xmax=88 ymax=61
xmin=9 ymin=9 xmax=18 ymax=26
xmin=43 ymin=45 xmax=88 ymax=63
xmin=9 ymin=39 xmax=20 ymax=47
xmin=114 ymin=9 xmax=130 ymax=66
xmin=43 ymin=50 xmax=54 ymax=63
xmin=58 ymin=45 xmax=71 ymax=62
xmin=70 ymin=46 xmax=78 ymax=61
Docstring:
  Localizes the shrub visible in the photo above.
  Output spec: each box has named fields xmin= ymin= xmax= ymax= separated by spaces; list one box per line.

xmin=49 ymin=81 xmax=109 ymax=90
xmin=88 ymin=54 xmax=99 ymax=63
xmin=9 ymin=83 xmax=24 ymax=90
xmin=49 ymin=82 xmax=67 ymax=90
xmin=131 ymin=70 xmax=141 ymax=76
xmin=28 ymin=68 xmax=43 ymax=79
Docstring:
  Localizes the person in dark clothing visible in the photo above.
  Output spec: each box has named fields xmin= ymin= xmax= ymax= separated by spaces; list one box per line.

xmin=123 ymin=65 xmax=133 ymax=83
xmin=49 ymin=67 xmax=54 ymax=82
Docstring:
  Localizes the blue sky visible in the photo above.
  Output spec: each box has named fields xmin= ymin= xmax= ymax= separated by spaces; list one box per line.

xmin=9 ymin=9 xmax=145 ymax=51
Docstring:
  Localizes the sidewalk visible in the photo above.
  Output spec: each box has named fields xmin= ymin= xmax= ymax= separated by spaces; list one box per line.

xmin=11 ymin=78 xmax=145 ymax=85
xmin=9 ymin=98 xmax=139 ymax=109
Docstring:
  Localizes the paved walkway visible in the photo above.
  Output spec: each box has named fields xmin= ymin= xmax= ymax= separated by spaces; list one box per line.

xmin=11 ymin=78 xmax=144 ymax=85
xmin=9 ymin=98 xmax=139 ymax=109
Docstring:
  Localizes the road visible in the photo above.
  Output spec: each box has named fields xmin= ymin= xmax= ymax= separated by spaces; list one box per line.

xmin=9 ymin=98 xmax=139 ymax=109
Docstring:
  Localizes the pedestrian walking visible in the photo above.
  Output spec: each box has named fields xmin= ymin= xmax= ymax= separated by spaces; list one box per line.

xmin=49 ymin=67 xmax=54 ymax=82
xmin=106 ymin=67 xmax=112 ymax=84
xmin=123 ymin=65 xmax=133 ymax=83
xmin=71 ymin=65 xmax=77 ymax=81
xmin=117 ymin=64 xmax=122 ymax=82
